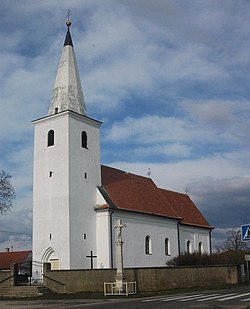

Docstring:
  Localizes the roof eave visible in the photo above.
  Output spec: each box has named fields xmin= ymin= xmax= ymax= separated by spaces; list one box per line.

xmin=179 ymin=222 xmax=213 ymax=229
xmin=107 ymin=206 xmax=182 ymax=221
xmin=97 ymin=186 xmax=117 ymax=210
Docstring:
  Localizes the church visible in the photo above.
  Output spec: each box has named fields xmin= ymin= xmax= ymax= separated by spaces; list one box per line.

xmin=32 ymin=19 xmax=212 ymax=279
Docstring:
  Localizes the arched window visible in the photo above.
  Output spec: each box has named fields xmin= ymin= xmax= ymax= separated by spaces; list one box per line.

xmin=165 ymin=238 xmax=170 ymax=255
xmin=145 ymin=235 xmax=152 ymax=255
xmin=186 ymin=240 xmax=191 ymax=254
xmin=198 ymin=242 xmax=203 ymax=254
xmin=81 ymin=131 xmax=87 ymax=148
xmin=47 ymin=130 xmax=54 ymax=147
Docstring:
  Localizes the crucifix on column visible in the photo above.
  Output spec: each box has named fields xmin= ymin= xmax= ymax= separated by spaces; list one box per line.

xmin=86 ymin=250 xmax=97 ymax=270
xmin=114 ymin=218 xmax=127 ymax=290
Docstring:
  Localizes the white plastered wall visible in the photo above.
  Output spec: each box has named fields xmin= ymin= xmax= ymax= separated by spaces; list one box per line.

xmin=96 ymin=209 xmax=180 ymax=268
xmin=32 ymin=111 xmax=101 ymax=278
xmin=178 ymin=224 xmax=211 ymax=254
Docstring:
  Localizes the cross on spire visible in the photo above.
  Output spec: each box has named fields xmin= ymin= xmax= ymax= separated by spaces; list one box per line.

xmin=66 ymin=8 xmax=71 ymax=20
xmin=66 ymin=9 xmax=72 ymax=28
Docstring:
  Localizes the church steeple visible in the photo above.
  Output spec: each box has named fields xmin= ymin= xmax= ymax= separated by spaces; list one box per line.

xmin=48 ymin=19 xmax=87 ymax=116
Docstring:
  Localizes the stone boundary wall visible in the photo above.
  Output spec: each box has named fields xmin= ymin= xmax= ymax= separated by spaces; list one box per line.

xmin=43 ymin=264 xmax=238 ymax=294
xmin=0 ymin=270 xmax=12 ymax=287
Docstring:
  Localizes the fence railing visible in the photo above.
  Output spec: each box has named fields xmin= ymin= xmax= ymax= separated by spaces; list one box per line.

xmin=104 ymin=281 xmax=137 ymax=296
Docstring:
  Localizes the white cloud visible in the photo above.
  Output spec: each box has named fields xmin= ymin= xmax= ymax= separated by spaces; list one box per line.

xmin=182 ymin=100 xmax=250 ymax=146
xmin=163 ymin=45 xmax=228 ymax=82
xmin=110 ymin=153 xmax=248 ymax=194
xmin=105 ymin=115 xmax=215 ymax=145
xmin=132 ymin=143 xmax=192 ymax=158
xmin=182 ymin=100 xmax=235 ymax=126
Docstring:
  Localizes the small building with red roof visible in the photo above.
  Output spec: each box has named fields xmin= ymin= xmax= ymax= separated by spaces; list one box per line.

xmin=0 ymin=250 xmax=32 ymax=274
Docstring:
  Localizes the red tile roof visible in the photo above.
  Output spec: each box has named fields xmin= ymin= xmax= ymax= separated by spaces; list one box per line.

xmin=0 ymin=250 xmax=32 ymax=270
xmin=100 ymin=165 xmax=211 ymax=228
xmin=159 ymin=188 xmax=210 ymax=227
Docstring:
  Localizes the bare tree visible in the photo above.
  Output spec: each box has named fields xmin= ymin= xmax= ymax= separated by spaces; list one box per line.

xmin=0 ymin=170 xmax=15 ymax=215
xmin=218 ymin=229 xmax=250 ymax=252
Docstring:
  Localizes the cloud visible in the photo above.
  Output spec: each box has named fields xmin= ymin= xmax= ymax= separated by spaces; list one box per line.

xmin=132 ymin=144 xmax=192 ymax=159
xmin=182 ymin=100 xmax=235 ymax=126
xmin=182 ymin=100 xmax=250 ymax=146
xmin=190 ymin=176 xmax=250 ymax=229
xmin=105 ymin=115 xmax=213 ymax=145
xmin=0 ymin=194 xmax=32 ymax=251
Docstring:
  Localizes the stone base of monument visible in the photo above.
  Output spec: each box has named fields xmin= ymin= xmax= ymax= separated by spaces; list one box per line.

xmin=103 ymin=281 xmax=137 ymax=296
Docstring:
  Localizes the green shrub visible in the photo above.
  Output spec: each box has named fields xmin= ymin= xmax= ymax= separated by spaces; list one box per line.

xmin=167 ymin=250 xmax=250 ymax=267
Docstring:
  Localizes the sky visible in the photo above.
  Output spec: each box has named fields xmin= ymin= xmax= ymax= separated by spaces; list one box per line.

xmin=0 ymin=0 xmax=250 ymax=252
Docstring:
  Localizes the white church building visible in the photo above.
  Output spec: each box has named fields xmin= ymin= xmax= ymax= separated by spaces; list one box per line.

xmin=32 ymin=20 xmax=212 ymax=279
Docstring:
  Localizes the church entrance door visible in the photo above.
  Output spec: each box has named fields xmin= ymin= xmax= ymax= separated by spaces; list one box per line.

xmin=50 ymin=258 xmax=59 ymax=270
xmin=42 ymin=247 xmax=60 ymax=270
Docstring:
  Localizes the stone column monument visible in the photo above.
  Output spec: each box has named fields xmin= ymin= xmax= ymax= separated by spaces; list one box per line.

xmin=114 ymin=218 xmax=127 ymax=291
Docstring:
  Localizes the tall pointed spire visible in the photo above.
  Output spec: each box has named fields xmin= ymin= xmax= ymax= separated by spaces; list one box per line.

xmin=48 ymin=18 xmax=87 ymax=116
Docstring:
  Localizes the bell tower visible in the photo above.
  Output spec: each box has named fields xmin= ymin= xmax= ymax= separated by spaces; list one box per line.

xmin=32 ymin=19 xmax=101 ymax=279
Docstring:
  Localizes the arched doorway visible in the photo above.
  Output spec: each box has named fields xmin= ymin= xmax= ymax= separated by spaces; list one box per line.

xmin=42 ymin=247 xmax=60 ymax=270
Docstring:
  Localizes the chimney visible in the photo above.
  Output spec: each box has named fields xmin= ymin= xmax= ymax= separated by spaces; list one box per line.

xmin=5 ymin=248 xmax=9 ymax=252
xmin=11 ymin=246 xmax=13 ymax=252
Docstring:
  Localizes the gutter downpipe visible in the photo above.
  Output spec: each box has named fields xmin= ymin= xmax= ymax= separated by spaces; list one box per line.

xmin=177 ymin=220 xmax=181 ymax=256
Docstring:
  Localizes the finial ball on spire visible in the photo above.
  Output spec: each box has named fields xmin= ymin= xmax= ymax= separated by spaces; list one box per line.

xmin=66 ymin=20 xmax=72 ymax=27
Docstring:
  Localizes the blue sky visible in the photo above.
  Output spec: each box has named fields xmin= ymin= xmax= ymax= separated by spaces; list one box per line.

xmin=0 ymin=0 xmax=250 ymax=251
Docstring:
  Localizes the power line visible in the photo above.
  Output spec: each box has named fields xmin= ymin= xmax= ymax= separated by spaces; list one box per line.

xmin=0 ymin=230 xmax=31 ymax=236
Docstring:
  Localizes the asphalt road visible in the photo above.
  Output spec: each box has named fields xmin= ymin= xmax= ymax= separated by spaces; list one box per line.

xmin=1 ymin=285 xmax=250 ymax=309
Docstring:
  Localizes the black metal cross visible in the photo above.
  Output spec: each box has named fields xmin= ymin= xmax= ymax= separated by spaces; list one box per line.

xmin=86 ymin=250 xmax=97 ymax=270
xmin=66 ymin=8 xmax=71 ymax=20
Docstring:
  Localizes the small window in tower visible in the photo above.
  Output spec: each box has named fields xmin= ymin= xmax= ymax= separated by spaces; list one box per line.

xmin=81 ymin=131 xmax=87 ymax=148
xmin=55 ymin=107 xmax=59 ymax=114
xmin=84 ymin=172 xmax=87 ymax=179
xmin=83 ymin=233 xmax=87 ymax=240
xmin=47 ymin=130 xmax=54 ymax=147
xmin=49 ymin=171 xmax=53 ymax=177
xmin=49 ymin=233 xmax=52 ymax=240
